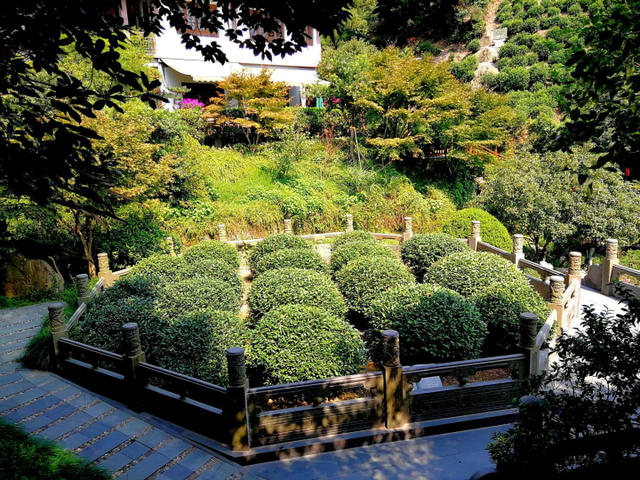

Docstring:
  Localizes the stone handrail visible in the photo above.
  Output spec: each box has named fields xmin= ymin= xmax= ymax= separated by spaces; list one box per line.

xmin=477 ymin=240 xmax=511 ymax=260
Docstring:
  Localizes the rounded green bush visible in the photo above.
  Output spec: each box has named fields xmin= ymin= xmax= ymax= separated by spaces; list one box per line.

xmin=401 ymin=233 xmax=469 ymax=280
xmin=248 ymin=268 xmax=346 ymax=318
xmin=426 ymin=251 xmax=526 ymax=298
xmin=367 ymin=284 xmax=485 ymax=365
xmin=334 ymin=256 xmax=414 ymax=314
xmin=254 ymin=247 xmax=327 ymax=275
xmin=153 ymin=310 xmax=248 ymax=386
xmin=330 ymin=241 xmax=397 ymax=274
xmin=249 ymin=305 xmax=366 ymax=385
xmin=332 ymin=231 xmax=377 ymax=250
xmin=182 ymin=240 xmax=240 ymax=269
xmin=157 ymin=277 xmax=242 ymax=318
xmin=467 ymin=39 xmax=481 ymax=53
xmin=248 ymin=234 xmax=311 ymax=272
xmin=442 ymin=208 xmax=512 ymax=252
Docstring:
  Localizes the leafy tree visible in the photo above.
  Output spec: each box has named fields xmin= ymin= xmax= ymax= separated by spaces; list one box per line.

xmin=204 ymin=69 xmax=294 ymax=150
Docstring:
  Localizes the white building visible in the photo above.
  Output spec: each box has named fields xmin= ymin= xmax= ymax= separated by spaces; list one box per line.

xmin=118 ymin=1 xmax=322 ymax=107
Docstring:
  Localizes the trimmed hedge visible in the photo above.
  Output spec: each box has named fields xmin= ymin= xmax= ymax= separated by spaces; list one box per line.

xmin=332 ymin=231 xmax=377 ymax=249
xmin=153 ymin=310 xmax=247 ymax=386
xmin=366 ymin=284 xmax=485 ymax=365
xmin=401 ymin=233 xmax=469 ymax=280
xmin=249 ymin=305 xmax=366 ymax=385
xmin=157 ymin=277 xmax=242 ymax=318
xmin=248 ymin=268 xmax=346 ymax=318
xmin=248 ymin=234 xmax=311 ymax=272
xmin=254 ymin=248 xmax=327 ymax=276
xmin=330 ymin=241 xmax=397 ymax=274
xmin=442 ymin=208 xmax=512 ymax=252
xmin=473 ymin=281 xmax=550 ymax=355
xmin=182 ymin=240 xmax=240 ymax=269
xmin=334 ymin=256 xmax=414 ymax=315
xmin=426 ymin=251 xmax=527 ymax=298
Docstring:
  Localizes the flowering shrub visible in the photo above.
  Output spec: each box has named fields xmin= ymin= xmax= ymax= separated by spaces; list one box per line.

xmin=177 ymin=98 xmax=205 ymax=109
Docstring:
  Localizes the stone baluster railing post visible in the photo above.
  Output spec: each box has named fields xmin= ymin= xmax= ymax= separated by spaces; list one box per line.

xmin=165 ymin=237 xmax=176 ymax=257
xmin=49 ymin=303 xmax=68 ymax=369
xmin=76 ymin=274 xmax=91 ymax=305
xmin=382 ymin=330 xmax=409 ymax=429
xmin=225 ymin=347 xmax=251 ymax=450
xmin=567 ymin=251 xmax=583 ymax=318
xmin=122 ymin=323 xmax=146 ymax=411
xmin=549 ymin=275 xmax=565 ymax=333
xmin=97 ymin=253 xmax=114 ymax=287
xmin=345 ymin=214 xmax=354 ymax=233
xmin=218 ymin=224 xmax=227 ymax=242
xmin=601 ymin=239 xmax=619 ymax=296
xmin=512 ymin=234 xmax=525 ymax=268
xmin=469 ymin=220 xmax=481 ymax=251
xmin=284 ymin=219 xmax=293 ymax=235
xmin=519 ymin=312 xmax=538 ymax=376
xmin=403 ymin=217 xmax=413 ymax=242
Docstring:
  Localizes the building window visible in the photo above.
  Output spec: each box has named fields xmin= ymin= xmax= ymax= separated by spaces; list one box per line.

xmin=304 ymin=27 xmax=314 ymax=47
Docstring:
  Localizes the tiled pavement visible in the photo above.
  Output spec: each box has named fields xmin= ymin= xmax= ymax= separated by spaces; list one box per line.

xmin=1 ymin=287 xmax=624 ymax=479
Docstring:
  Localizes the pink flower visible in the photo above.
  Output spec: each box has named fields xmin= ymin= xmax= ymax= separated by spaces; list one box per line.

xmin=177 ymin=98 xmax=205 ymax=109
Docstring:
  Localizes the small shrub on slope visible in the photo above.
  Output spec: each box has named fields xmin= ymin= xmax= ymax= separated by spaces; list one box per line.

xmin=332 ymin=231 xmax=377 ymax=249
xmin=330 ymin=241 xmax=397 ymax=274
xmin=401 ymin=233 xmax=469 ymax=280
xmin=248 ymin=233 xmax=310 ymax=272
xmin=442 ymin=208 xmax=512 ymax=252
xmin=254 ymin=248 xmax=327 ymax=275
xmin=182 ymin=240 xmax=240 ymax=269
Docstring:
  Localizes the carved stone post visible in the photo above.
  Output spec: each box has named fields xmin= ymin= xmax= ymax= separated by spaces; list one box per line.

xmin=403 ymin=217 xmax=413 ymax=242
xmin=76 ymin=274 xmax=91 ymax=305
xmin=519 ymin=312 xmax=538 ymax=376
xmin=218 ymin=224 xmax=227 ymax=242
xmin=121 ymin=323 xmax=146 ymax=411
xmin=567 ymin=251 xmax=583 ymax=318
xmin=97 ymin=253 xmax=114 ymax=288
xmin=225 ymin=347 xmax=251 ymax=450
xmin=601 ymin=239 xmax=619 ymax=296
xmin=382 ymin=330 xmax=408 ymax=429
xmin=49 ymin=303 xmax=68 ymax=369
xmin=345 ymin=214 xmax=354 ymax=233
xmin=548 ymin=275 xmax=565 ymax=333
xmin=284 ymin=219 xmax=293 ymax=235
xmin=469 ymin=220 xmax=481 ymax=251
xmin=165 ymin=237 xmax=176 ymax=257
xmin=512 ymin=234 xmax=525 ymax=268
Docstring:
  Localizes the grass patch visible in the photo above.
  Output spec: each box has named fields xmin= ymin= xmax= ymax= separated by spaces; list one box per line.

xmin=0 ymin=417 xmax=110 ymax=480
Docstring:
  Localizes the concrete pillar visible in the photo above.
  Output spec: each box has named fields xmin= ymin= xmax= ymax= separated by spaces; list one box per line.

xmin=548 ymin=275 xmax=565 ymax=333
xmin=218 ymin=224 xmax=227 ymax=242
xmin=345 ymin=214 xmax=354 ymax=233
xmin=601 ymin=239 xmax=619 ymax=296
xmin=518 ymin=312 xmax=538 ymax=376
xmin=403 ymin=217 xmax=413 ymax=242
xmin=97 ymin=253 xmax=114 ymax=287
xmin=225 ymin=347 xmax=251 ymax=450
xmin=122 ymin=323 xmax=146 ymax=411
xmin=469 ymin=220 xmax=481 ymax=251
xmin=284 ymin=219 xmax=293 ymax=235
xmin=49 ymin=303 xmax=67 ymax=369
xmin=512 ymin=234 xmax=525 ymax=267
xmin=566 ymin=251 xmax=583 ymax=319
xmin=382 ymin=330 xmax=408 ymax=429
xmin=76 ymin=274 xmax=91 ymax=304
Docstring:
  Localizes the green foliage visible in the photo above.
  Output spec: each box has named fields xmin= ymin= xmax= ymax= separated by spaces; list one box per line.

xmin=249 ymin=305 xmax=366 ymax=385
xmin=0 ymin=417 xmax=110 ymax=480
xmin=501 ymin=67 xmax=530 ymax=91
xmin=157 ymin=277 xmax=241 ymax=319
xmin=330 ymin=241 xmax=398 ymax=274
xmin=529 ymin=62 xmax=550 ymax=84
xmin=332 ymin=231 xmax=378 ymax=249
xmin=474 ymin=281 xmax=550 ymax=355
xmin=248 ymin=268 xmax=346 ymax=318
xmin=401 ymin=232 xmax=470 ymax=280
xmin=451 ymin=55 xmax=479 ymax=82
xmin=416 ymin=41 xmax=442 ymax=56
xmin=334 ymin=255 xmax=414 ymax=314
xmin=254 ymin=248 xmax=328 ymax=275
xmin=153 ymin=310 xmax=247 ymax=386
xmin=467 ymin=39 xmax=481 ymax=53
xmin=366 ymin=283 xmax=486 ymax=365
xmin=426 ymin=251 xmax=526 ymax=298
xmin=442 ymin=208 xmax=513 ymax=252
xmin=248 ymin=234 xmax=311 ymax=272
xmin=182 ymin=240 xmax=240 ymax=269
xmin=19 ymin=317 xmax=54 ymax=371
xmin=621 ymin=250 xmax=640 ymax=271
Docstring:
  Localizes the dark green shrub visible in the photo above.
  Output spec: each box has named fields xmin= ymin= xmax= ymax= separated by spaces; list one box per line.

xmin=522 ymin=17 xmax=540 ymax=33
xmin=567 ymin=3 xmax=582 ymax=15
xmin=496 ymin=7 xmax=513 ymax=23
xmin=332 ymin=230 xmax=377 ymax=249
xmin=331 ymin=241 xmax=397 ymax=274
xmin=401 ymin=233 xmax=469 ymax=280
xmin=298 ymin=107 xmax=327 ymax=136
xmin=502 ymin=67 xmax=530 ymax=91
xmin=529 ymin=62 xmax=550 ymax=84
xmin=451 ymin=55 xmax=478 ymax=83
xmin=547 ymin=6 xmax=561 ymax=15
xmin=182 ymin=240 xmax=240 ymax=269
xmin=249 ymin=305 xmax=366 ymax=385
xmin=499 ymin=43 xmax=522 ymax=58
xmin=524 ymin=5 xmax=545 ymax=18
xmin=153 ymin=310 xmax=247 ymax=386
xmin=481 ymin=73 xmax=502 ymax=90
xmin=248 ymin=234 xmax=311 ymax=272
xmin=254 ymin=247 xmax=327 ymax=275
xmin=467 ymin=39 xmax=481 ymax=53
xmin=426 ymin=251 xmax=526 ymax=298
xmin=525 ymin=52 xmax=539 ymax=65
xmin=248 ymin=267 xmax=346 ymax=318
xmin=442 ymin=208 xmax=513 ymax=252
xmin=157 ymin=277 xmax=241 ymax=318
xmin=473 ymin=281 xmax=550 ymax=355
xmin=416 ymin=40 xmax=442 ymax=56
xmin=507 ymin=55 xmax=529 ymax=67
xmin=502 ymin=18 xmax=524 ymax=34
xmin=511 ymin=32 xmax=538 ymax=47
xmin=548 ymin=48 xmax=569 ymax=64
xmin=532 ymin=39 xmax=557 ymax=60
xmin=334 ymin=256 xmax=414 ymax=314
xmin=366 ymin=283 xmax=485 ymax=365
